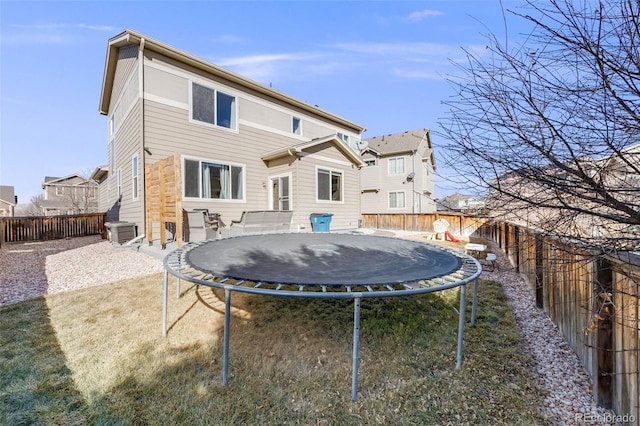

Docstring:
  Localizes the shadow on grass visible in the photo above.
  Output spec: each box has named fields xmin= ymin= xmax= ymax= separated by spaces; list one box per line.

xmin=0 ymin=299 xmax=91 ymax=424
xmin=1 ymin=274 xmax=550 ymax=425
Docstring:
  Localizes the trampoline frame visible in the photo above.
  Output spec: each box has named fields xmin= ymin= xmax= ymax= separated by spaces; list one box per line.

xmin=161 ymin=234 xmax=482 ymax=401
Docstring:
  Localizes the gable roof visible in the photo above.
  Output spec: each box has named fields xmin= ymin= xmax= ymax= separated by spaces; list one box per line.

xmin=0 ymin=186 xmax=16 ymax=206
xmin=363 ymin=128 xmax=436 ymax=170
xmin=100 ymin=29 xmax=366 ymax=134
xmin=42 ymin=174 xmax=96 ymax=189
xmin=261 ymin=134 xmax=365 ymax=168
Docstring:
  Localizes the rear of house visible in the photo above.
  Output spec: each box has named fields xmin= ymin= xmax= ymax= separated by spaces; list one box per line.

xmin=99 ymin=30 xmax=366 ymax=242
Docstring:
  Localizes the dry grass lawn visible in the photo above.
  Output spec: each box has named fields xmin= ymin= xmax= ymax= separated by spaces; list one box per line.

xmin=1 ymin=246 xmax=550 ymax=425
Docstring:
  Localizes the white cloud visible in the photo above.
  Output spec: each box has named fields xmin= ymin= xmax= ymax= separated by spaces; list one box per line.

xmin=214 ymin=52 xmax=327 ymax=82
xmin=332 ymin=41 xmax=456 ymax=58
xmin=1 ymin=23 xmax=116 ymax=45
xmin=407 ymin=9 xmax=443 ymax=22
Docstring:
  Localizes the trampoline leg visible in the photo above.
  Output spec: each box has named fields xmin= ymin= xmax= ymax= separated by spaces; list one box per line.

xmin=471 ymin=278 xmax=479 ymax=327
xmin=162 ymin=270 xmax=168 ymax=337
xmin=176 ymin=278 xmax=181 ymax=299
xmin=351 ymin=295 xmax=362 ymax=402
xmin=222 ymin=288 xmax=231 ymax=385
xmin=456 ymin=283 xmax=467 ymax=369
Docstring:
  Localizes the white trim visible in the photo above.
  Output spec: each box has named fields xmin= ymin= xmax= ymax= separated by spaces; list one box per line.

xmin=388 ymin=156 xmax=406 ymax=175
xmin=189 ymin=81 xmax=239 ymax=133
xmin=143 ymin=92 xmax=189 ymax=110
xmin=315 ymin=165 xmax=344 ymax=204
xmin=131 ymin=153 xmax=139 ymax=201
xmin=299 ymin=152 xmax=354 ymax=167
xmin=143 ymin=59 xmax=361 ymax=138
xmin=268 ymin=172 xmax=293 ymax=211
xmin=388 ymin=190 xmax=407 ymax=209
xmin=181 ymin=154 xmax=246 ymax=202
xmin=239 ymin=119 xmax=307 ymax=140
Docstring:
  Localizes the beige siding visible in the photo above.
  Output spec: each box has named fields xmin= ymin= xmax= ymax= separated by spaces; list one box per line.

xmin=106 ymin=48 xmax=364 ymax=235
xmin=240 ymin=98 xmax=291 ymax=133
xmin=110 ymin=45 xmax=138 ymax=113
xmin=145 ymin=65 xmax=188 ymax=106
xmin=109 ymin=100 xmax=144 ymax=228
xmin=361 ymin=141 xmax=436 ymax=214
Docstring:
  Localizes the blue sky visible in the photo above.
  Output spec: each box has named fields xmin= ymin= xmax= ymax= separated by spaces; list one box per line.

xmin=0 ymin=0 xmax=531 ymax=203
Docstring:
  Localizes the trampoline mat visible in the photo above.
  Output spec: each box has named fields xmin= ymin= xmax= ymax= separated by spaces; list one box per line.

xmin=185 ymin=233 xmax=462 ymax=286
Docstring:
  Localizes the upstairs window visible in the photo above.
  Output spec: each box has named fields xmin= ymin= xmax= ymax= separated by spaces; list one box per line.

xmin=337 ymin=132 xmax=350 ymax=145
xmin=292 ymin=117 xmax=301 ymax=135
xmin=192 ymin=82 xmax=237 ymax=130
xmin=388 ymin=157 xmax=405 ymax=175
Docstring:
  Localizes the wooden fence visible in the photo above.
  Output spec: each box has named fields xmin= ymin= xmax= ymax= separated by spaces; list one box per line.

xmin=361 ymin=212 xmax=491 ymax=237
xmin=366 ymin=213 xmax=639 ymax=424
xmin=0 ymin=213 xmax=107 ymax=247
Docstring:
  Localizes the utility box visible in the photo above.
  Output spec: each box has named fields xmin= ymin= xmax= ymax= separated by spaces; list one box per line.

xmin=106 ymin=222 xmax=136 ymax=243
xmin=310 ymin=213 xmax=333 ymax=233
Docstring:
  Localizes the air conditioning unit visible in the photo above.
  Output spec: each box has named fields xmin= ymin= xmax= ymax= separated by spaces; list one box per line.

xmin=106 ymin=222 xmax=137 ymax=243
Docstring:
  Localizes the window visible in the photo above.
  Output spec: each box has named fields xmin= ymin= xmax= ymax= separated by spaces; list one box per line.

xmin=132 ymin=154 xmax=139 ymax=200
xmin=184 ymin=158 xmax=244 ymax=200
xmin=292 ymin=117 xmax=301 ymax=135
xmin=192 ymin=82 xmax=237 ymax=129
xmin=317 ymin=168 xmax=342 ymax=202
xmin=56 ymin=186 xmax=64 ymax=196
xmin=388 ymin=157 xmax=405 ymax=175
xmin=117 ymin=169 xmax=122 ymax=200
xmin=364 ymin=159 xmax=377 ymax=167
xmin=337 ymin=132 xmax=350 ymax=145
xmin=389 ymin=191 xmax=406 ymax=209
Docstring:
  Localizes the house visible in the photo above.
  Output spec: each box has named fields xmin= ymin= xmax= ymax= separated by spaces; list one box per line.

xmin=438 ymin=193 xmax=485 ymax=213
xmin=98 ymin=29 xmax=366 ymax=243
xmin=360 ymin=129 xmax=437 ymax=213
xmin=487 ymin=143 xmax=640 ymax=251
xmin=0 ymin=186 xmax=17 ymax=217
xmin=41 ymin=175 xmax=99 ymax=216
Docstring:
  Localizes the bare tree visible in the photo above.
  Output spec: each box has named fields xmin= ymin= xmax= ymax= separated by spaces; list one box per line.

xmin=16 ymin=194 xmax=45 ymax=216
xmin=438 ymin=0 xmax=640 ymax=254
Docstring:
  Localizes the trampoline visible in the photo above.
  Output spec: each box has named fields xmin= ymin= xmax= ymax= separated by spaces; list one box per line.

xmin=162 ymin=233 xmax=482 ymax=401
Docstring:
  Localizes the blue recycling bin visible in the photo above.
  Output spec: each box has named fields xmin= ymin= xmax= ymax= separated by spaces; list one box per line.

xmin=310 ymin=213 xmax=333 ymax=233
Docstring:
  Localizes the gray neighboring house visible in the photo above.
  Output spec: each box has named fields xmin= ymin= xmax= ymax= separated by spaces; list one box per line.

xmin=360 ymin=129 xmax=437 ymax=213
xmin=438 ymin=193 xmax=485 ymax=213
xmin=0 ymin=186 xmax=17 ymax=217
xmin=98 ymin=29 xmax=366 ymax=240
xmin=42 ymin=175 xmax=99 ymax=216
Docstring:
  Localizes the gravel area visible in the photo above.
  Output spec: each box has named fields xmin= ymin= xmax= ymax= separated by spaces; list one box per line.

xmin=0 ymin=236 xmax=163 ymax=307
xmin=481 ymin=241 xmax=618 ymax=426
xmin=0 ymin=233 xmax=622 ymax=424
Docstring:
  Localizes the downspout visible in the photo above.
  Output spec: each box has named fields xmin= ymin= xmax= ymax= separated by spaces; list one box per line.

xmin=412 ymin=149 xmax=417 ymax=213
xmin=139 ymin=37 xmax=147 ymax=243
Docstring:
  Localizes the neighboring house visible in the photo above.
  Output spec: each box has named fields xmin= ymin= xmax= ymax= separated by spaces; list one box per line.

xmin=487 ymin=143 xmax=640 ymax=250
xmin=0 ymin=186 xmax=17 ymax=217
xmin=360 ymin=129 xmax=437 ymax=213
xmin=438 ymin=193 xmax=485 ymax=213
xmin=98 ymin=29 xmax=366 ymax=241
xmin=41 ymin=175 xmax=99 ymax=216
